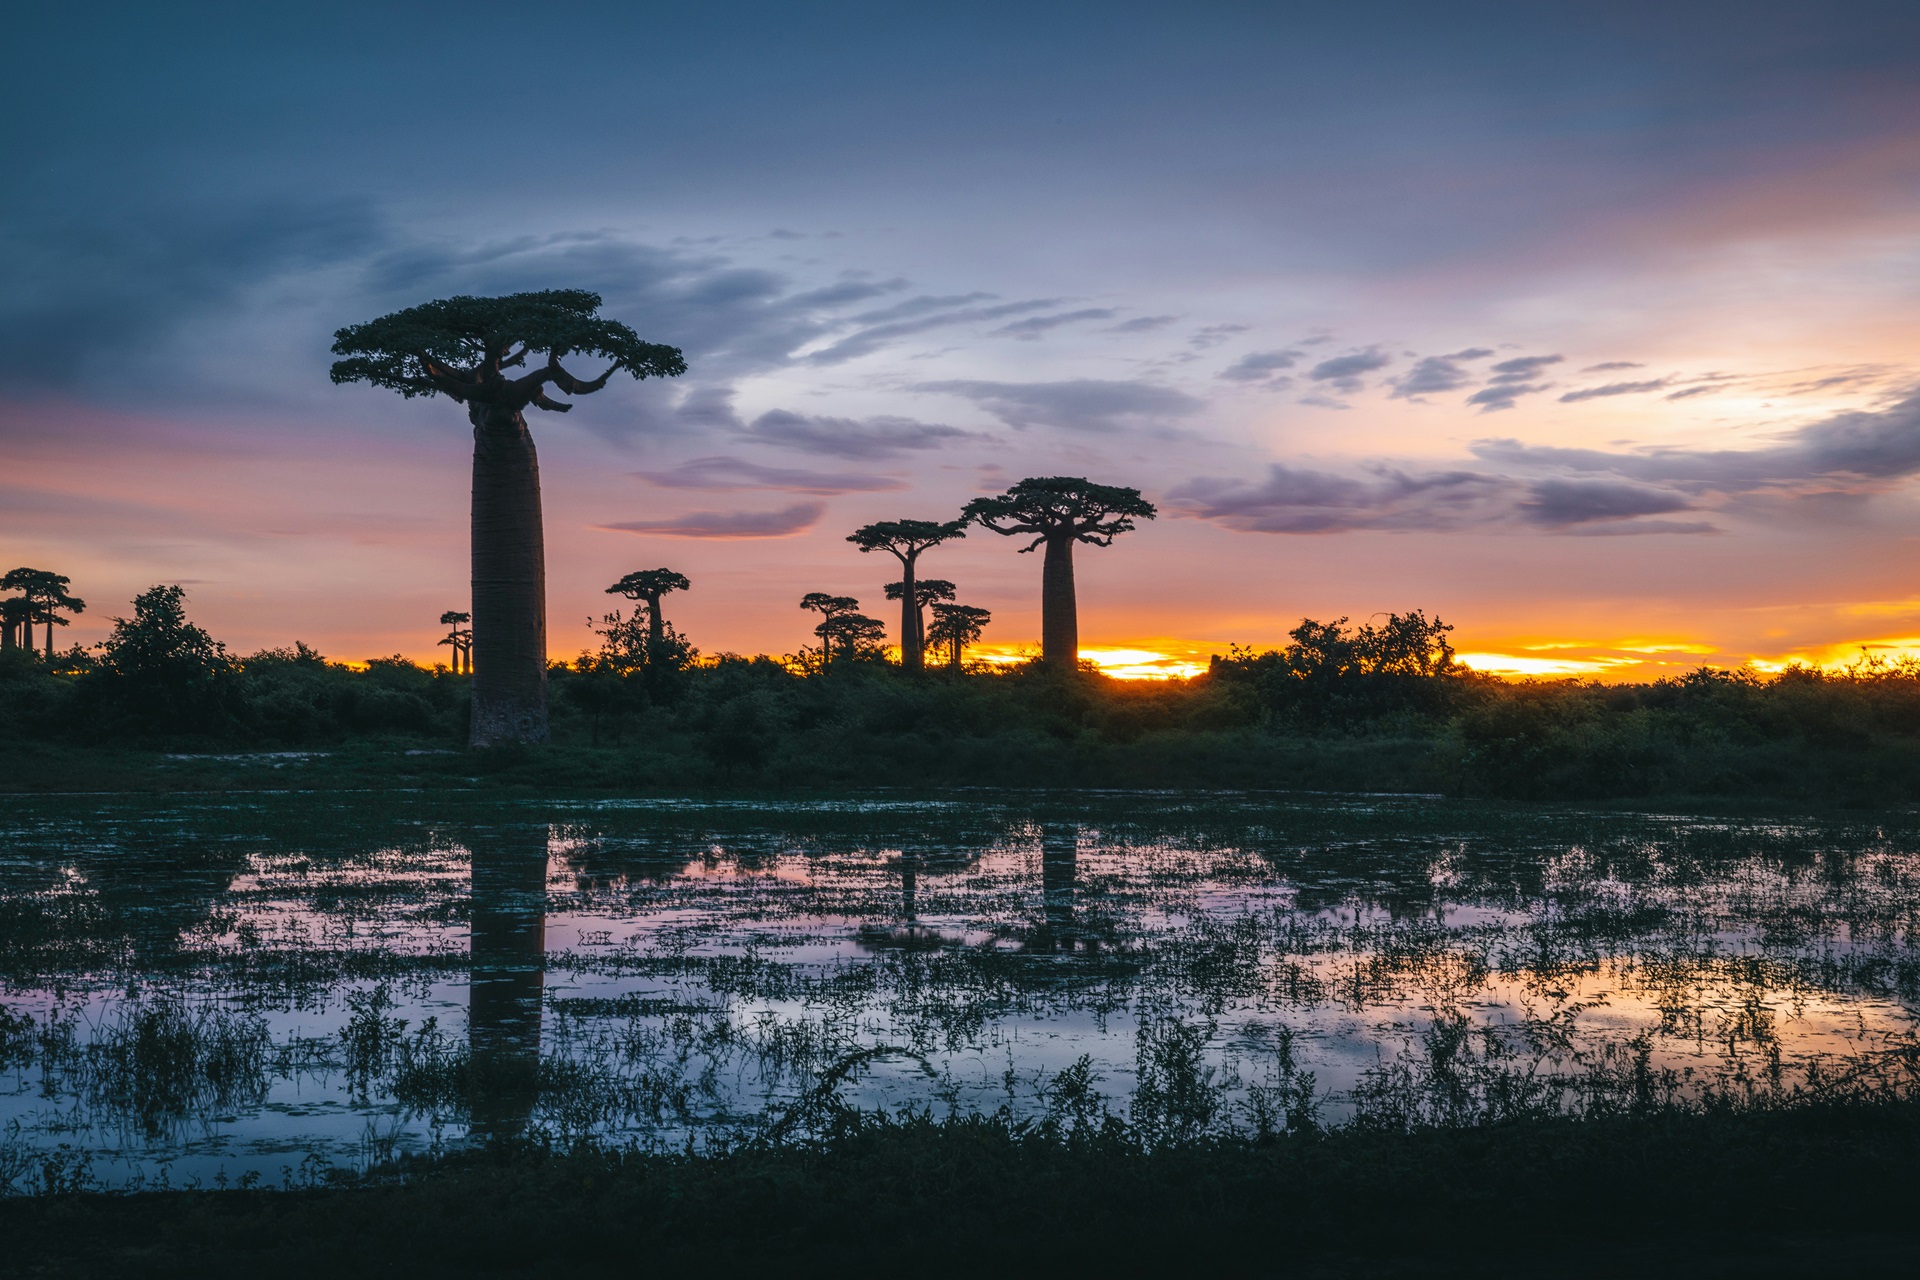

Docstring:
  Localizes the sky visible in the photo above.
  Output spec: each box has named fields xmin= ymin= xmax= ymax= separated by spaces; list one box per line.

xmin=6 ymin=1 xmax=1920 ymax=679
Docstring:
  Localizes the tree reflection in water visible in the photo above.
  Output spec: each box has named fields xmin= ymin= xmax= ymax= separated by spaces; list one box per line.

xmin=466 ymin=824 xmax=549 ymax=1139
xmin=1039 ymin=822 xmax=1078 ymax=950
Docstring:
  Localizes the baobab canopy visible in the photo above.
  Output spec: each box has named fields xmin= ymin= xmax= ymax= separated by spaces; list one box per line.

xmin=328 ymin=290 xmax=686 ymax=410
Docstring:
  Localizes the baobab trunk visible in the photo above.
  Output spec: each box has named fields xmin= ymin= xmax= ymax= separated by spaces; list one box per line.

xmin=900 ymin=560 xmax=922 ymax=671
xmin=645 ymin=593 xmax=665 ymax=650
xmin=1041 ymin=534 xmax=1078 ymax=670
xmin=469 ymin=405 xmax=549 ymax=746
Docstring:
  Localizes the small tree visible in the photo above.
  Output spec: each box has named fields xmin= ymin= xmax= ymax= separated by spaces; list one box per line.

xmin=438 ymin=610 xmax=472 ymax=674
xmin=927 ymin=602 xmax=992 ymax=670
xmin=847 ymin=519 xmax=967 ymax=670
xmin=0 ymin=596 xmax=31 ymax=651
xmin=94 ymin=585 xmax=232 ymax=729
xmin=962 ymin=478 xmax=1156 ymax=671
xmin=799 ymin=593 xmax=861 ymax=672
xmin=884 ymin=578 xmax=955 ymax=659
xmin=818 ymin=611 xmax=889 ymax=665
xmin=331 ymin=290 xmax=685 ymax=747
xmin=606 ymin=569 xmax=692 ymax=665
xmin=1 ymin=568 xmax=86 ymax=658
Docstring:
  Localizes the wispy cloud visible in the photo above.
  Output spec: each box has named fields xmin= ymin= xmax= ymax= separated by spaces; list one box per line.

xmin=600 ymin=501 xmax=826 ymax=539
xmin=634 ymin=456 xmax=905 ymax=494
xmin=1218 ymin=350 xmax=1301 ymax=386
xmin=1307 ymin=346 xmax=1393 ymax=393
xmin=1390 ymin=347 xmax=1494 ymax=399
xmin=993 ymin=308 xmax=1118 ymax=339
xmin=738 ymin=409 xmax=984 ymax=459
xmin=913 ymin=378 xmax=1204 ymax=431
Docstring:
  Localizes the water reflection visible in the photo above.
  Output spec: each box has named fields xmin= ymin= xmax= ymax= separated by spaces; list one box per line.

xmin=1039 ymin=822 xmax=1078 ymax=949
xmin=466 ymin=825 xmax=548 ymax=1139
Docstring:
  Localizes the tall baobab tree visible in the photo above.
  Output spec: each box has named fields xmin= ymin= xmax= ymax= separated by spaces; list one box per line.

xmin=606 ymin=569 xmax=691 ymax=656
xmin=439 ymin=610 xmax=472 ymax=674
xmin=1 ymin=568 xmax=85 ymax=659
xmin=884 ymin=578 xmax=954 ymax=659
xmin=330 ymin=291 xmax=684 ymax=746
xmin=799 ymin=593 xmax=860 ymax=672
xmin=847 ymin=519 xmax=966 ymax=670
xmin=927 ymin=602 xmax=991 ymax=670
xmin=962 ymin=478 xmax=1155 ymax=671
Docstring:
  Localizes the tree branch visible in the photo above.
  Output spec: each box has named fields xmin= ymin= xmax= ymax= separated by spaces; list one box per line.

xmin=529 ymin=390 xmax=574 ymax=413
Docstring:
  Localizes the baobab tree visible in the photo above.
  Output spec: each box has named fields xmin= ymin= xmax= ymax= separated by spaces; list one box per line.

xmin=330 ymin=290 xmax=685 ymax=746
xmin=1 ymin=568 xmax=85 ymax=658
xmin=799 ymin=593 xmax=860 ymax=672
xmin=927 ymin=602 xmax=991 ymax=670
xmin=884 ymin=578 xmax=955 ymax=658
xmin=817 ymin=610 xmax=888 ymax=665
xmin=439 ymin=610 xmax=472 ymax=674
xmin=847 ymin=519 xmax=966 ymax=670
xmin=962 ymin=477 xmax=1156 ymax=671
xmin=0 ymin=597 xmax=30 ymax=651
xmin=606 ymin=568 xmax=690 ymax=657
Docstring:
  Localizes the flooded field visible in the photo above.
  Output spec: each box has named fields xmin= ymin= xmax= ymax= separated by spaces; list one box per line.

xmin=2 ymin=790 xmax=1918 ymax=1190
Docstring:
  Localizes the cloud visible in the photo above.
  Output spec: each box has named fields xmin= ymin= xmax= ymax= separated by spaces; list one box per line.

xmin=1558 ymin=378 xmax=1674 ymax=402
xmin=1519 ymin=478 xmax=1695 ymax=524
xmin=1390 ymin=347 xmax=1494 ymax=398
xmin=1665 ymin=385 xmax=1720 ymax=401
xmin=993 ymin=308 xmax=1118 ymax=339
xmin=1307 ymin=346 xmax=1392 ymax=393
xmin=1105 ymin=315 xmax=1178 ymax=333
xmin=1189 ymin=323 xmax=1250 ymax=349
xmin=1296 ymin=394 xmax=1350 ymax=410
xmin=635 ymin=456 xmax=905 ymax=495
xmin=1583 ymin=361 xmax=1644 ymax=373
xmin=738 ymin=409 xmax=984 ymax=459
xmin=804 ymin=297 xmax=1063 ymax=364
xmin=913 ymin=378 xmax=1204 ymax=431
xmin=1169 ymin=463 xmax=1708 ymax=535
xmin=0 ymin=197 xmax=385 ymax=395
xmin=1487 ymin=354 xmax=1564 ymax=381
xmin=1471 ymin=389 xmax=1920 ymax=495
xmin=1218 ymin=350 xmax=1301 ymax=384
xmin=600 ymin=501 xmax=826 ymax=539
xmin=1168 ymin=464 xmax=1510 ymax=533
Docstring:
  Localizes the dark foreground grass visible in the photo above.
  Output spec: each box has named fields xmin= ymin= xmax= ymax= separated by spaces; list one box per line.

xmin=7 ymin=1103 xmax=1920 ymax=1278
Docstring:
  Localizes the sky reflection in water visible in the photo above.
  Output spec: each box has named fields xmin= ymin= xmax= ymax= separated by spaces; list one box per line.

xmin=1 ymin=793 xmax=1916 ymax=1188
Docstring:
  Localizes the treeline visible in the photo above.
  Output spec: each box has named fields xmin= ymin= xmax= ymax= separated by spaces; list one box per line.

xmin=6 ymin=587 xmax=1920 ymax=801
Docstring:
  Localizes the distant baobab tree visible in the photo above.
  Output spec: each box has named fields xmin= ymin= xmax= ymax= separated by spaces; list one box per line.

xmin=818 ymin=610 xmax=888 ymax=665
xmin=607 ymin=568 xmax=691 ymax=657
xmin=927 ymin=602 xmax=991 ymax=670
xmin=330 ymin=290 xmax=685 ymax=746
xmin=962 ymin=477 xmax=1156 ymax=671
xmin=847 ymin=518 xmax=966 ymax=670
xmin=884 ymin=578 xmax=955 ymax=660
xmin=799 ymin=592 xmax=860 ymax=672
xmin=439 ymin=610 xmax=472 ymax=674
xmin=1 ymin=596 xmax=31 ymax=652
xmin=1 ymin=568 xmax=85 ymax=659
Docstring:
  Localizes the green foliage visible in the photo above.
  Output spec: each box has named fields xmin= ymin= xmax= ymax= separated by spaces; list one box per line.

xmin=91 ymin=586 xmax=236 ymax=732
xmin=1210 ymin=611 xmax=1466 ymax=727
xmin=329 ymin=290 xmax=684 ymax=401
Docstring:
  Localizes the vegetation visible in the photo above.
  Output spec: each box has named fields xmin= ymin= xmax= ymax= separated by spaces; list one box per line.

xmin=329 ymin=289 xmax=685 ymax=748
xmin=6 ymin=586 xmax=1920 ymax=801
xmin=5 ymin=1100 xmax=1920 ymax=1275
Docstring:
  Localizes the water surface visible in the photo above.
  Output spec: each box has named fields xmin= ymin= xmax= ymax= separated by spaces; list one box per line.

xmin=3 ymin=791 xmax=1916 ymax=1189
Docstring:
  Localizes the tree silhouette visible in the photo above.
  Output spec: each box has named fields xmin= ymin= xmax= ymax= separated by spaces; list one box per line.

xmin=818 ymin=611 xmax=888 ymax=665
xmin=884 ymin=577 xmax=955 ymax=659
xmin=330 ymin=290 xmax=684 ymax=746
xmin=438 ymin=610 xmax=472 ymax=674
xmin=799 ymin=592 xmax=860 ymax=672
xmin=962 ymin=478 xmax=1156 ymax=670
xmin=927 ymin=602 xmax=991 ymax=670
xmin=606 ymin=568 xmax=691 ymax=656
xmin=96 ymin=585 xmax=232 ymax=729
xmin=1 ymin=568 xmax=85 ymax=658
xmin=847 ymin=519 xmax=966 ymax=670
xmin=0 ymin=596 xmax=30 ymax=652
